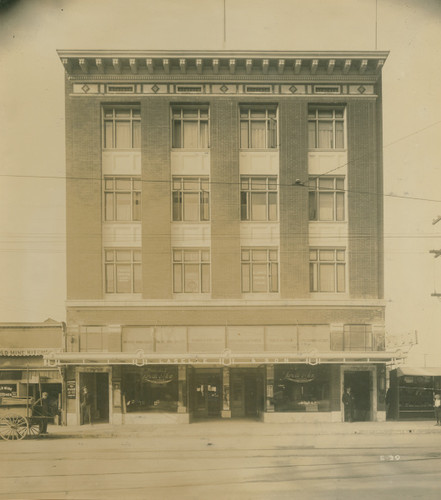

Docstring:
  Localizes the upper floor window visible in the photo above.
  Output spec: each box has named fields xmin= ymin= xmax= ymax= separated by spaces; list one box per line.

xmin=331 ymin=325 xmax=374 ymax=351
xmin=172 ymin=106 xmax=209 ymax=149
xmin=173 ymin=248 xmax=210 ymax=293
xmin=309 ymin=248 xmax=346 ymax=293
xmin=240 ymin=106 xmax=277 ymax=149
xmin=241 ymin=248 xmax=279 ymax=293
xmin=172 ymin=177 xmax=209 ymax=222
xmin=104 ymin=177 xmax=141 ymax=221
xmin=308 ymin=106 xmax=345 ymax=149
xmin=103 ymin=107 xmax=141 ymax=149
xmin=241 ymin=176 xmax=278 ymax=221
xmin=309 ymin=177 xmax=345 ymax=221
xmin=105 ymin=248 xmax=141 ymax=294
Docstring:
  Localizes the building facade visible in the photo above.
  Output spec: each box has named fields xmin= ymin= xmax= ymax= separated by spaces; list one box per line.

xmin=51 ymin=50 xmax=402 ymax=425
xmin=0 ymin=319 xmax=64 ymax=412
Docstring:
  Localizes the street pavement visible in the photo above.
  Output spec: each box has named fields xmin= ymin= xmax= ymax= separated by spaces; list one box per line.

xmin=1 ymin=421 xmax=441 ymax=499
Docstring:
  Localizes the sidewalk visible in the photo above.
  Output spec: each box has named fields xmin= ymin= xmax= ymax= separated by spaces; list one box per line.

xmin=46 ymin=419 xmax=441 ymax=439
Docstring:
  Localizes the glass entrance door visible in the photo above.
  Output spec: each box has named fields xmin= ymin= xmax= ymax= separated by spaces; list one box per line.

xmin=192 ymin=370 xmax=222 ymax=419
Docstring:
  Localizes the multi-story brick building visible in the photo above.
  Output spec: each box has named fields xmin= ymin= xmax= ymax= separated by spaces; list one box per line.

xmin=51 ymin=50 xmax=402 ymax=425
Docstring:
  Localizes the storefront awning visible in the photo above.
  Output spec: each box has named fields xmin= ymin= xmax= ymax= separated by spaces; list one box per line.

xmin=44 ymin=350 xmax=405 ymax=367
xmin=396 ymin=366 xmax=441 ymax=377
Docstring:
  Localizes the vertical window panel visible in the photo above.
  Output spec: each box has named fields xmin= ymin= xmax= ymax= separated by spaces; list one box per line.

xmin=172 ymin=249 xmax=210 ymax=294
xmin=308 ymin=107 xmax=345 ymax=150
xmin=172 ymin=177 xmax=210 ymax=222
xmin=172 ymin=107 xmax=209 ymax=149
xmin=241 ymin=248 xmax=279 ymax=293
xmin=241 ymin=176 xmax=278 ymax=222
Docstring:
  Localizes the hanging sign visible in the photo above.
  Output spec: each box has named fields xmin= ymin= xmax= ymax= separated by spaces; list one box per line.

xmin=67 ymin=380 xmax=76 ymax=399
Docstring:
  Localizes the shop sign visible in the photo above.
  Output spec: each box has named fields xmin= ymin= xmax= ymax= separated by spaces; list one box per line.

xmin=283 ymin=368 xmax=315 ymax=383
xmin=142 ymin=368 xmax=175 ymax=385
xmin=0 ymin=348 xmax=61 ymax=356
xmin=0 ymin=384 xmax=17 ymax=397
xmin=67 ymin=380 xmax=76 ymax=399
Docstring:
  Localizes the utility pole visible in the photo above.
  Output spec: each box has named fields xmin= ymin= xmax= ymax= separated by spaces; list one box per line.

xmin=430 ymin=215 xmax=441 ymax=296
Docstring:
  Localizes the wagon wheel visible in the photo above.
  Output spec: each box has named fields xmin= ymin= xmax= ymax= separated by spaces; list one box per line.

xmin=0 ymin=414 xmax=28 ymax=440
xmin=27 ymin=418 xmax=41 ymax=438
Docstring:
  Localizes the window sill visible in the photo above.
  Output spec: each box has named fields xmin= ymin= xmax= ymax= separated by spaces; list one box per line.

xmin=104 ymin=293 xmax=143 ymax=300
xmin=239 ymin=149 xmax=279 ymax=153
xmin=171 ymin=148 xmax=210 ymax=153
xmin=308 ymin=149 xmax=347 ymax=153
xmin=102 ymin=148 xmax=141 ymax=152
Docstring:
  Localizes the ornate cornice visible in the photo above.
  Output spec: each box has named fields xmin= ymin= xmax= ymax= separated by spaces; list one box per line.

xmin=58 ymin=50 xmax=388 ymax=82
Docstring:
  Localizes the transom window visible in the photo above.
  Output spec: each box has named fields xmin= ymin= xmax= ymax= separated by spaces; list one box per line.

xmin=241 ymin=248 xmax=279 ymax=293
xmin=104 ymin=177 xmax=141 ymax=221
xmin=241 ymin=176 xmax=278 ymax=221
xmin=173 ymin=249 xmax=210 ymax=293
xmin=309 ymin=177 xmax=345 ymax=221
xmin=172 ymin=177 xmax=209 ymax=222
xmin=172 ymin=106 xmax=209 ymax=149
xmin=331 ymin=325 xmax=373 ymax=351
xmin=105 ymin=249 xmax=141 ymax=294
xmin=240 ymin=106 xmax=278 ymax=149
xmin=103 ymin=107 xmax=141 ymax=149
xmin=308 ymin=107 xmax=345 ymax=149
xmin=309 ymin=248 xmax=346 ymax=293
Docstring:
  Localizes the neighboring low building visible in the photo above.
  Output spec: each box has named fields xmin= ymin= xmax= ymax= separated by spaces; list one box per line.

xmin=388 ymin=367 xmax=441 ymax=420
xmin=0 ymin=319 xmax=64 ymax=413
xmin=50 ymin=49 xmax=403 ymax=425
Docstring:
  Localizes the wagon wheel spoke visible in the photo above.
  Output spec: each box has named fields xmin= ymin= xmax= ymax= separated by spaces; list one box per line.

xmin=28 ymin=420 xmax=40 ymax=437
xmin=0 ymin=414 xmax=28 ymax=440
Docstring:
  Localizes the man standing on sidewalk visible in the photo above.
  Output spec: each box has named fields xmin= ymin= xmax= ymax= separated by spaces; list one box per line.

xmin=342 ymin=387 xmax=355 ymax=422
xmin=80 ymin=386 xmax=92 ymax=425
xmin=434 ymin=393 xmax=441 ymax=426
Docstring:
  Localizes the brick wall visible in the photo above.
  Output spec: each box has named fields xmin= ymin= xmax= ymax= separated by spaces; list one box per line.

xmin=279 ymin=99 xmax=309 ymax=298
xmin=141 ymin=98 xmax=172 ymax=299
xmin=347 ymin=99 xmax=381 ymax=298
xmin=65 ymin=84 xmax=103 ymax=300
xmin=210 ymin=99 xmax=241 ymax=298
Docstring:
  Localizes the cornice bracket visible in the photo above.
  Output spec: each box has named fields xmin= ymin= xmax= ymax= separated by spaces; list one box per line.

xmin=343 ymin=59 xmax=352 ymax=74
xmin=79 ymin=58 xmax=88 ymax=74
xmin=130 ymin=58 xmax=138 ymax=74
xmin=112 ymin=58 xmax=122 ymax=74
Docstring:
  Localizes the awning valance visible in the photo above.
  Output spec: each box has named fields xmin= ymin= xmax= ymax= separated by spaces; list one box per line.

xmin=44 ymin=350 xmax=405 ymax=367
xmin=396 ymin=366 xmax=441 ymax=377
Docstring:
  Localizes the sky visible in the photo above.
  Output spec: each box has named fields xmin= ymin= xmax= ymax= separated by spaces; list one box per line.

xmin=0 ymin=0 xmax=440 ymax=366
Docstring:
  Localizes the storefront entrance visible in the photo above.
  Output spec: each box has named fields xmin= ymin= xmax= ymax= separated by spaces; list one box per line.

xmin=79 ymin=372 xmax=109 ymax=423
xmin=190 ymin=369 xmax=222 ymax=419
xmin=230 ymin=368 xmax=263 ymax=418
xmin=344 ymin=371 xmax=372 ymax=421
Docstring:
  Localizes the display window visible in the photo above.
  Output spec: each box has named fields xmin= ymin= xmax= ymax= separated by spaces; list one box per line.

xmin=122 ymin=366 xmax=179 ymax=413
xmin=274 ymin=365 xmax=331 ymax=412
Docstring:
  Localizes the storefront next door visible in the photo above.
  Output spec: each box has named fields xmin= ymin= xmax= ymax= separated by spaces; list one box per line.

xmin=79 ymin=372 xmax=109 ymax=424
xmin=191 ymin=369 xmax=222 ymax=419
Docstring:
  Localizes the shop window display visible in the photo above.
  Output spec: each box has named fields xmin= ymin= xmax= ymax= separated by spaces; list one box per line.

xmin=122 ymin=366 xmax=179 ymax=413
xmin=273 ymin=365 xmax=331 ymax=412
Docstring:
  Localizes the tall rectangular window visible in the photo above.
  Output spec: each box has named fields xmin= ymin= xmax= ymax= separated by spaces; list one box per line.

xmin=105 ymin=249 xmax=141 ymax=294
xmin=240 ymin=106 xmax=278 ymax=149
xmin=104 ymin=177 xmax=141 ymax=221
xmin=241 ymin=176 xmax=278 ymax=221
xmin=172 ymin=106 xmax=209 ymax=149
xmin=172 ymin=177 xmax=209 ymax=222
xmin=308 ymin=107 xmax=345 ymax=149
xmin=343 ymin=325 xmax=373 ymax=351
xmin=173 ymin=249 xmax=210 ymax=293
xmin=309 ymin=177 xmax=345 ymax=221
xmin=103 ymin=107 xmax=141 ymax=149
xmin=241 ymin=248 xmax=278 ymax=293
xmin=310 ymin=248 xmax=346 ymax=293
